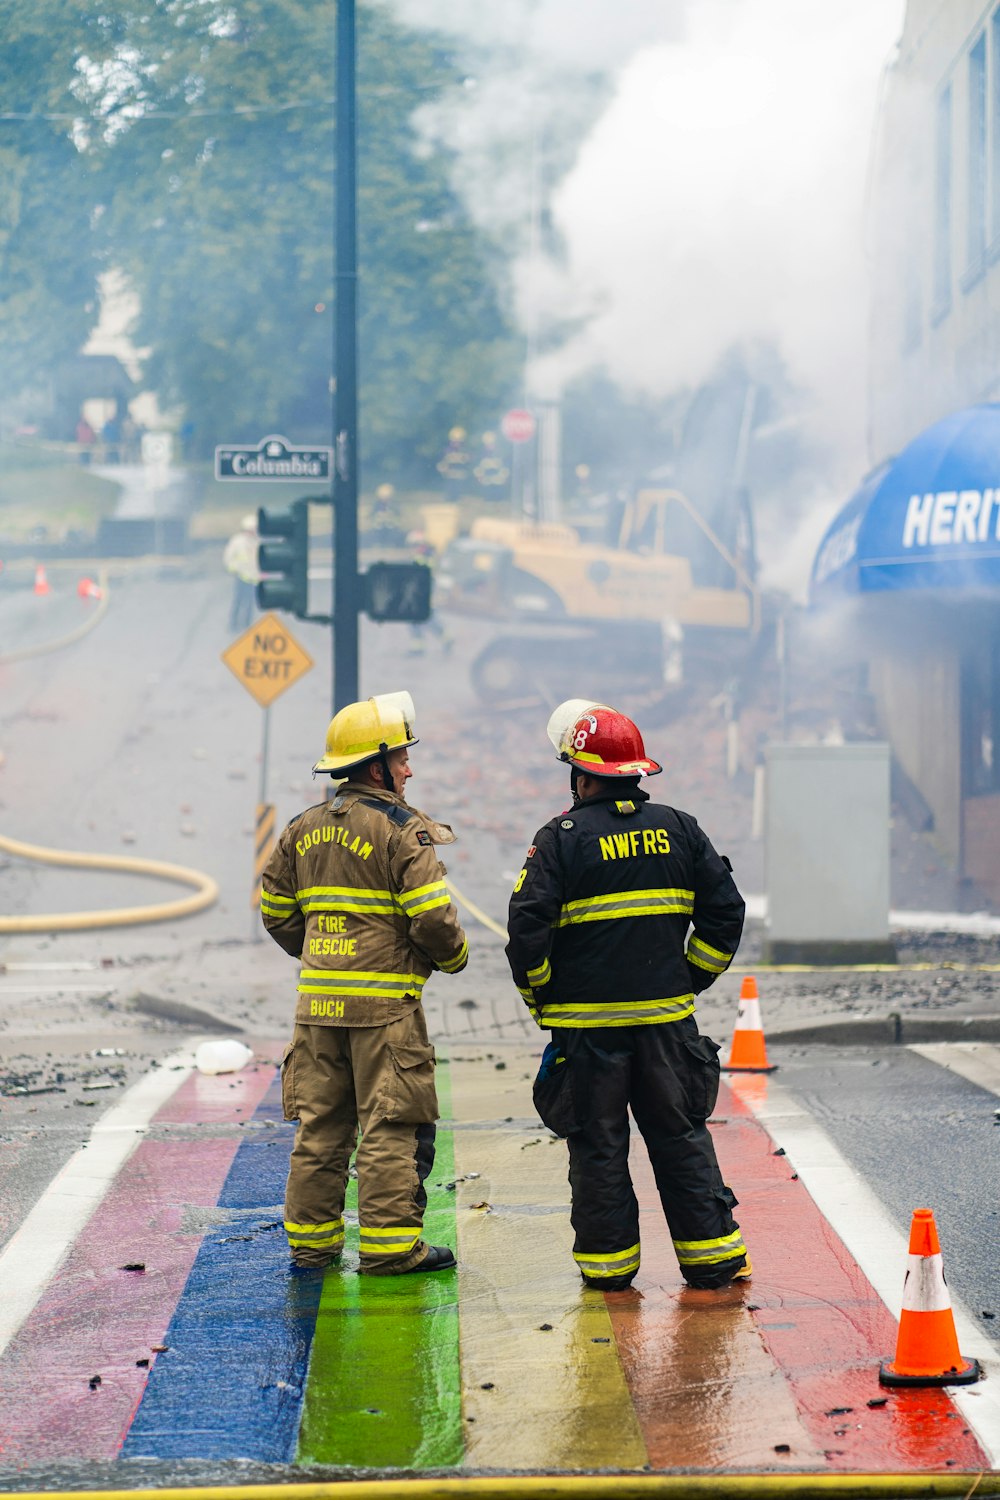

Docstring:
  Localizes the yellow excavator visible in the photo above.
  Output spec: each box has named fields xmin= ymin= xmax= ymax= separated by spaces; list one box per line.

xmin=433 ymin=488 xmax=761 ymax=701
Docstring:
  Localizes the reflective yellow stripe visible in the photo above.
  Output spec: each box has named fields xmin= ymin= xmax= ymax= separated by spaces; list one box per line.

xmin=284 ymin=1217 xmax=345 ymax=1251
xmin=555 ymin=887 xmax=695 ymax=927
xmin=438 ymin=939 xmax=468 ymax=973
xmin=261 ymin=888 xmax=296 ymax=907
xmin=399 ymin=880 xmax=448 ymax=910
xmin=687 ymin=949 xmax=728 ymax=974
xmin=688 ymin=936 xmax=731 ymax=962
xmin=403 ymin=892 xmax=452 ymax=917
xmin=261 ymin=896 xmax=296 ymax=917
xmin=358 ymin=1226 xmax=422 ymax=1256
xmin=515 ymin=984 xmax=544 ymax=1025
xmin=687 ymin=935 xmax=733 ymax=973
xmin=297 ymin=969 xmax=426 ymax=998
xmin=673 ymin=1228 xmax=747 ymax=1265
xmin=543 ymin=995 xmax=695 ymax=1028
xmin=297 ymin=885 xmax=401 ymax=915
xmin=526 ymin=957 xmax=551 ymax=986
xmin=574 ymin=1243 xmax=641 ymax=1277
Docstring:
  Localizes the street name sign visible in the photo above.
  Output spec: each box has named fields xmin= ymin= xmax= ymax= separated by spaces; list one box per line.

xmin=221 ymin=612 xmax=314 ymax=708
xmin=215 ymin=434 xmax=333 ymax=482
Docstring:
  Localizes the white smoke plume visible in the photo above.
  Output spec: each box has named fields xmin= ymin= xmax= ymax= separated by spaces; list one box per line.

xmin=388 ymin=0 xmax=906 ymax=591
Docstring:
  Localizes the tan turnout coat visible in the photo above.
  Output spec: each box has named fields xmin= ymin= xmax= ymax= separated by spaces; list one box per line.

xmin=261 ymin=782 xmax=468 ymax=1025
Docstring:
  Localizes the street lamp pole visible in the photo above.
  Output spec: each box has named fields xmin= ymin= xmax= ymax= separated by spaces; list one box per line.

xmin=333 ymin=0 xmax=359 ymax=712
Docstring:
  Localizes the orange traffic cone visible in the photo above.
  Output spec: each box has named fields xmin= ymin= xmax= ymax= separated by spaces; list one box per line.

xmin=77 ymin=576 xmax=103 ymax=601
xmin=880 ymin=1209 xmax=980 ymax=1386
xmin=33 ymin=565 xmax=50 ymax=596
xmin=723 ymin=976 xmax=777 ymax=1072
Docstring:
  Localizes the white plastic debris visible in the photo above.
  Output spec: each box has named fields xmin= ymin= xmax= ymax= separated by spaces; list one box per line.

xmin=194 ymin=1039 xmax=254 ymax=1075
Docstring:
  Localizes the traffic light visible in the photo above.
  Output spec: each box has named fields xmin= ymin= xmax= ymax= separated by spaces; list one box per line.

xmin=363 ymin=561 xmax=433 ymax=622
xmin=256 ymin=499 xmax=309 ymax=617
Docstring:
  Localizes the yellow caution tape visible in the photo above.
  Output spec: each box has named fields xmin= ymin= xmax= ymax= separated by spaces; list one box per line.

xmin=444 ymin=877 xmax=507 ymax=940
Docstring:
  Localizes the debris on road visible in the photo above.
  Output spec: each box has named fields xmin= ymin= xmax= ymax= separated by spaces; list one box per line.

xmin=195 ymin=1038 xmax=254 ymax=1074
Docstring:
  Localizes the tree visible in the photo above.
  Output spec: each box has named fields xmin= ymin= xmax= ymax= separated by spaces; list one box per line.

xmin=94 ymin=0 xmax=520 ymax=474
xmin=0 ymin=4 xmax=121 ymax=419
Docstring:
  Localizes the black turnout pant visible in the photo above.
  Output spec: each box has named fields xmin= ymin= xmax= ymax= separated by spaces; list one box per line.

xmin=555 ymin=1018 xmax=747 ymax=1289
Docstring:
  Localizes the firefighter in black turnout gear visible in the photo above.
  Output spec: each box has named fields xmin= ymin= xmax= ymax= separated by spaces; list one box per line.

xmin=506 ymin=700 xmax=750 ymax=1291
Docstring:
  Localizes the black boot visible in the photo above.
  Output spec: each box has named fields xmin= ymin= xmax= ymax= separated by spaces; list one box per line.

xmin=402 ymin=1243 xmax=456 ymax=1273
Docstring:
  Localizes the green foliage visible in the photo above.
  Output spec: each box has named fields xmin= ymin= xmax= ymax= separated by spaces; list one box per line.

xmin=93 ymin=0 xmax=520 ymax=475
xmin=0 ymin=4 xmax=122 ymax=396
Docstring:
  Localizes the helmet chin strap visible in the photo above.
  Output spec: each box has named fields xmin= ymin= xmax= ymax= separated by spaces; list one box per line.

xmin=377 ymin=741 xmax=395 ymax=795
xmin=569 ymin=765 xmax=581 ymax=806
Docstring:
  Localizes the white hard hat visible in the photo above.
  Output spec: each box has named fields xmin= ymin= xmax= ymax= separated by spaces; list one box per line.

xmin=242 ymin=514 xmax=257 ymax=529
xmin=546 ymin=698 xmax=611 ymax=754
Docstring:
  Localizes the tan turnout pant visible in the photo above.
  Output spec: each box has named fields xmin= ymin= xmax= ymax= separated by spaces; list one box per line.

xmin=281 ymin=1008 xmax=439 ymax=1273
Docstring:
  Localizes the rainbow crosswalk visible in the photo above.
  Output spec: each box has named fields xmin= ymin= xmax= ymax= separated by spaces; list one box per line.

xmin=0 ymin=1043 xmax=996 ymax=1481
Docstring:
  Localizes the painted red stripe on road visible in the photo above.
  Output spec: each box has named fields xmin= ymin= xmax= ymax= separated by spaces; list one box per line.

xmin=606 ymin=1081 xmax=988 ymax=1473
xmin=605 ymin=1129 xmax=823 ymax=1469
xmin=712 ymin=1081 xmax=989 ymax=1472
xmin=0 ymin=1062 xmax=275 ymax=1464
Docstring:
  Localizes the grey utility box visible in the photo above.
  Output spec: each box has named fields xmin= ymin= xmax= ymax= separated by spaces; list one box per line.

xmin=764 ymin=743 xmax=896 ymax=964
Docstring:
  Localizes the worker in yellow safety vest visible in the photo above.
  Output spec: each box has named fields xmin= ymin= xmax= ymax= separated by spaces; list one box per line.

xmin=261 ymin=692 xmax=469 ymax=1274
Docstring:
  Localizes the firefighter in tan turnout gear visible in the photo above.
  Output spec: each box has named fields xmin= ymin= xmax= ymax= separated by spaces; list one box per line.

xmin=261 ymin=692 xmax=468 ymax=1275
xmin=506 ymin=699 xmax=749 ymax=1292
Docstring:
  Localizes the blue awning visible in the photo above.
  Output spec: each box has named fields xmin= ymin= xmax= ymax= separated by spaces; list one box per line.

xmin=811 ymin=403 xmax=1000 ymax=599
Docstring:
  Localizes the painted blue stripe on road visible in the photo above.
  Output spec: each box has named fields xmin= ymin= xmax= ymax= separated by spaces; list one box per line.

xmin=121 ymin=1074 xmax=323 ymax=1462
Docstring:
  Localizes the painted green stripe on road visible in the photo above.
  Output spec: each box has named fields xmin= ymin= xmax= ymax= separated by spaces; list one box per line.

xmin=296 ymin=1063 xmax=462 ymax=1469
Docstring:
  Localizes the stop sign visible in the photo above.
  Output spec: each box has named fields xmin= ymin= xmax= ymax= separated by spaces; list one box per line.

xmin=501 ymin=408 xmax=536 ymax=444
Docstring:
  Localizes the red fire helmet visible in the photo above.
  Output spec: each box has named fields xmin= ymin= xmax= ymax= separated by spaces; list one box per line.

xmin=558 ymin=707 xmax=662 ymax=778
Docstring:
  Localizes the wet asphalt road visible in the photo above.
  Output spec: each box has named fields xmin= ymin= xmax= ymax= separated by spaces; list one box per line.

xmin=1 ymin=562 xmax=999 ymax=1490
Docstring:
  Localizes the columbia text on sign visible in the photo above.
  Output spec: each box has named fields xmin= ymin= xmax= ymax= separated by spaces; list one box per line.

xmin=221 ymin=613 xmax=315 ymax=708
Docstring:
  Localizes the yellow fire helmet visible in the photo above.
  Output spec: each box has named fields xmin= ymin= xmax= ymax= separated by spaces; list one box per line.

xmin=313 ymin=691 xmax=418 ymax=777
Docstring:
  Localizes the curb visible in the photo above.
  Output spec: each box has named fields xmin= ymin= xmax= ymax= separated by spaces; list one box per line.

xmin=761 ymin=1014 xmax=1000 ymax=1047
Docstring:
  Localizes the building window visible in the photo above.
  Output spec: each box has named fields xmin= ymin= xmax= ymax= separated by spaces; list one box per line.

xmin=967 ymin=34 xmax=987 ymax=277
xmin=932 ymin=84 xmax=952 ymax=320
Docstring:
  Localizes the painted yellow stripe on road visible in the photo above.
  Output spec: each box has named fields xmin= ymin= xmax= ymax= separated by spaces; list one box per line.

xmin=448 ymin=1049 xmax=647 ymax=1471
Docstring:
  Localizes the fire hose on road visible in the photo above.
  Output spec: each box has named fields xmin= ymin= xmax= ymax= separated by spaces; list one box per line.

xmin=0 ymin=564 xmax=110 ymax=666
xmin=0 ymin=832 xmax=218 ymax=933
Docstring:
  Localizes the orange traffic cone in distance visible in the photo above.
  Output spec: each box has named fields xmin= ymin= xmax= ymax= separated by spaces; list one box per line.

xmin=77 ymin=576 xmax=103 ymax=601
xmin=880 ymin=1209 xmax=979 ymax=1386
xmin=723 ymin=976 xmax=777 ymax=1072
xmin=33 ymin=565 xmax=50 ymax=596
